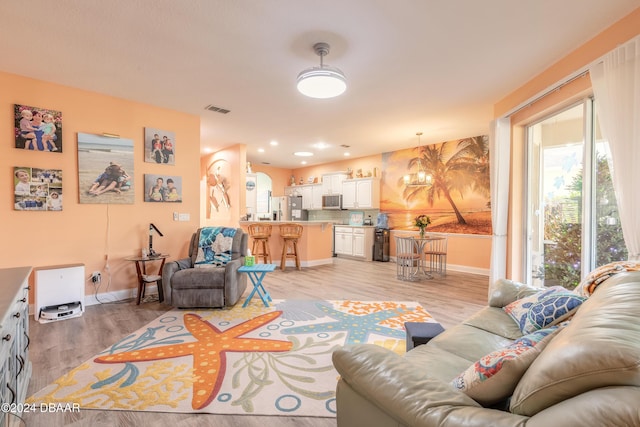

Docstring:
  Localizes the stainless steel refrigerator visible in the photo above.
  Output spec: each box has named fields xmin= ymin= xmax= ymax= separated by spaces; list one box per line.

xmin=287 ymin=195 xmax=308 ymax=220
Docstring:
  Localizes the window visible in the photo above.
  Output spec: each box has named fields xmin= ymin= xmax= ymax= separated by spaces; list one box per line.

xmin=525 ymin=99 xmax=626 ymax=289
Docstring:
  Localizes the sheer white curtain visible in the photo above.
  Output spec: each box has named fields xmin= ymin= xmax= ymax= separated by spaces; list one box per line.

xmin=488 ymin=117 xmax=511 ymax=293
xmin=589 ymin=35 xmax=640 ymax=261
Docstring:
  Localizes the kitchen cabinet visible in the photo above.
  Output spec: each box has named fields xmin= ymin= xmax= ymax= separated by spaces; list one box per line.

xmin=322 ymin=173 xmax=347 ymax=195
xmin=301 ymin=184 xmax=323 ymax=210
xmin=0 ymin=267 xmax=32 ymax=412
xmin=334 ymin=226 xmax=374 ymax=261
xmin=341 ymin=178 xmax=380 ymax=209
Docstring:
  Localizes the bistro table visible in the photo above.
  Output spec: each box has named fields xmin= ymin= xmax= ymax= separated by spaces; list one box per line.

xmin=125 ymin=254 xmax=168 ymax=304
xmin=413 ymin=235 xmax=445 ymax=278
xmin=238 ymin=263 xmax=277 ymax=307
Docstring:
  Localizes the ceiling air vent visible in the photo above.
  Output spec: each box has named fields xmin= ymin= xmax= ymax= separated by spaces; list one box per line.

xmin=205 ymin=104 xmax=230 ymax=114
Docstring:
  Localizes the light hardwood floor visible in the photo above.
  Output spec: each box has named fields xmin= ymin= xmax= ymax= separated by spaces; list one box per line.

xmin=23 ymin=257 xmax=489 ymax=427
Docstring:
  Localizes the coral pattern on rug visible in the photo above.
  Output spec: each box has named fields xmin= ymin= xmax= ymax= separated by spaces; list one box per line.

xmin=27 ymin=300 xmax=435 ymax=417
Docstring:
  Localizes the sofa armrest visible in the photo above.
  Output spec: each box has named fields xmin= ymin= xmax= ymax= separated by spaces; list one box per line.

xmin=223 ymin=257 xmax=247 ymax=306
xmin=489 ymin=279 xmax=541 ymax=307
xmin=333 ymin=344 xmax=529 ymax=427
xmin=162 ymin=257 xmax=192 ymax=305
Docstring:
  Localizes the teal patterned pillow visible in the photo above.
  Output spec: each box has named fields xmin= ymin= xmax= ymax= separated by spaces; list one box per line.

xmin=503 ymin=286 xmax=585 ymax=334
xmin=451 ymin=326 xmax=560 ymax=405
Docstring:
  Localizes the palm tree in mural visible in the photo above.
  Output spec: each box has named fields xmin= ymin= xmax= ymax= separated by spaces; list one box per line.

xmin=449 ymin=135 xmax=491 ymax=197
xmin=401 ymin=136 xmax=490 ymax=225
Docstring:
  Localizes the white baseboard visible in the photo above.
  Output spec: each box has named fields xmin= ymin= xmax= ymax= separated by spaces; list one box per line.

xmin=390 ymin=258 xmax=488 ymax=276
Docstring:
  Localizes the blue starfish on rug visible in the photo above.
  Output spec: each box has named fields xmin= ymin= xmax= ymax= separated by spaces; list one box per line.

xmin=278 ymin=301 xmax=407 ymax=344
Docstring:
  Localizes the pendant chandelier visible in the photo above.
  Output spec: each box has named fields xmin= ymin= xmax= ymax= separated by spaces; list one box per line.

xmin=403 ymin=132 xmax=432 ymax=187
xmin=297 ymin=42 xmax=347 ymax=99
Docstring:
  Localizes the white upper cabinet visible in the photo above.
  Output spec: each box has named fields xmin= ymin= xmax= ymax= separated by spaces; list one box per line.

xmin=341 ymin=178 xmax=380 ymax=209
xmin=322 ymin=173 xmax=347 ymax=195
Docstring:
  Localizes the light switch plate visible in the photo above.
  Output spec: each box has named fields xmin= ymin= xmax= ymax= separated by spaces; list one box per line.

xmin=173 ymin=212 xmax=179 ymax=221
xmin=179 ymin=213 xmax=190 ymax=221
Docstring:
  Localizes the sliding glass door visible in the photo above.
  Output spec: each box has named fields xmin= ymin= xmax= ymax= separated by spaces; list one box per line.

xmin=525 ymin=100 xmax=626 ymax=289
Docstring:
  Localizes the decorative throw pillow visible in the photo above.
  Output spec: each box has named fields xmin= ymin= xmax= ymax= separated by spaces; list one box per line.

xmin=503 ymin=286 xmax=585 ymax=334
xmin=574 ymin=261 xmax=640 ymax=297
xmin=451 ymin=326 xmax=561 ymax=406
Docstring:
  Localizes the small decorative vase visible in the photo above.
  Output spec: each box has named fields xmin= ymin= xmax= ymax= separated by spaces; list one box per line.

xmin=419 ymin=228 xmax=426 ymax=238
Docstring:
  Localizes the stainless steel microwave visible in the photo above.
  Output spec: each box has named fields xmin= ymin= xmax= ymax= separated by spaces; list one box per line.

xmin=322 ymin=194 xmax=343 ymax=209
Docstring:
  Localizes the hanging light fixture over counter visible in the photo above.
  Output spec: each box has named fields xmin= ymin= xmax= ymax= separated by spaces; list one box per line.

xmin=297 ymin=42 xmax=347 ymax=99
xmin=404 ymin=132 xmax=432 ymax=187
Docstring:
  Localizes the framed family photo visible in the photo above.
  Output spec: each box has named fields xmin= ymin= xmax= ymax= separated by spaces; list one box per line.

xmin=77 ymin=133 xmax=134 ymax=204
xmin=144 ymin=174 xmax=182 ymax=202
xmin=14 ymin=104 xmax=63 ymax=152
xmin=144 ymin=127 xmax=175 ymax=165
xmin=13 ymin=166 xmax=63 ymax=211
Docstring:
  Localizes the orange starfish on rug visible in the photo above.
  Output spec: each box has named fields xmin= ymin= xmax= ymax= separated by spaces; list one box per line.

xmin=94 ymin=311 xmax=292 ymax=409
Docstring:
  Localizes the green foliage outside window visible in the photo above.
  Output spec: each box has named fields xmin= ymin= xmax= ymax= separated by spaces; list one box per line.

xmin=542 ymin=154 xmax=627 ymax=289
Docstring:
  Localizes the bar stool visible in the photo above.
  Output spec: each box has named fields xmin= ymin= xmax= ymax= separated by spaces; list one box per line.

xmin=279 ymin=223 xmax=303 ymax=271
xmin=248 ymin=223 xmax=272 ymax=264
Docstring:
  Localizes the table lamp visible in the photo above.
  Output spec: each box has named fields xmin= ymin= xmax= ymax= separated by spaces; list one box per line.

xmin=148 ymin=223 xmax=163 ymax=257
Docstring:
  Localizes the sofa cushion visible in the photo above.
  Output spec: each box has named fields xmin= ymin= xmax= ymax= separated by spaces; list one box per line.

xmin=426 ymin=321 xmax=515 ymax=364
xmin=451 ymin=326 xmax=560 ymax=406
xmin=503 ymin=286 xmax=585 ymax=334
xmin=464 ymin=306 xmax=524 ymax=340
xmin=171 ymin=268 xmax=226 ymax=290
xmin=510 ymin=273 xmax=640 ymax=416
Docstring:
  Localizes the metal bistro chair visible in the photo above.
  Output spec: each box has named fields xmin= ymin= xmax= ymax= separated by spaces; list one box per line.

xmin=395 ymin=235 xmax=422 ymax=281
xmin=424 ymin=235 xmax=448 ymax=276
xmin=248 ymin=223 xmax=272 ymax=264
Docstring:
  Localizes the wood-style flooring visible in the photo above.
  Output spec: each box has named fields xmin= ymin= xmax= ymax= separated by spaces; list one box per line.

xmin=23 ymin=257 xmax=489 ymax=427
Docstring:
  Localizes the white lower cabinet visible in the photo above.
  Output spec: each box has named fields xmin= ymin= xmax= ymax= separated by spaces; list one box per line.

xmin=0 ymin=267 xmax=32 ymax=414
xmin=334 ymin=226 xmax=374 ymax=261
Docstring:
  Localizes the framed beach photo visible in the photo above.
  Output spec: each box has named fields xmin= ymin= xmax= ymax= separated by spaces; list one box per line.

xmin=144 ymin=127 xmax=175 ymax=165
xmin=13 ymin=166 xmax=63 ymax=211
xmin=349 ymin=211 xmax=364 ymax=226
xmin=14 ymin=104 xmax=63 ymax=152
xmin=144 ymin=174 xmax=182 ymax=202
xmin=77 ymin=133 xmax=134 ymax=204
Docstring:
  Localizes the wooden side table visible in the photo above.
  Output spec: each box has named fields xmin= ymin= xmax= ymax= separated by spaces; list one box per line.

xmin=238 ymin=263 xmax=276 ymax=307
xmin=125 ymin=255 xmax=168 ymax=305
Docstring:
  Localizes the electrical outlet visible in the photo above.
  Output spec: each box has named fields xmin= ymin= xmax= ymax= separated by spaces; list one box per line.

xmin=173 ymin=212 xmax=179 ymax=221
xmin=91 ymin=271 xmax=101 ymax=283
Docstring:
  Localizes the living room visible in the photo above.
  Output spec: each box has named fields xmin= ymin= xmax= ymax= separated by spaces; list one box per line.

xmin=2 ymin=2 xmax=640 ymax=426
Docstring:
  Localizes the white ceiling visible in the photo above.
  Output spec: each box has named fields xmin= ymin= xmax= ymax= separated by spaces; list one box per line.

xmin=1 ymin=1 xmax=638 ymax=168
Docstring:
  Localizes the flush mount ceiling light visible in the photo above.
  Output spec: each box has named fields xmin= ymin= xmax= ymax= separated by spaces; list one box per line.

xmin=294 ymin=151 xmax=314 ymax=157
xmin=297 ymin=42 xmax=347 ymax=99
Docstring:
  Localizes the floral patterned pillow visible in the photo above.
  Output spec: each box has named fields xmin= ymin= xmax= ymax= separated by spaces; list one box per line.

xmin=451 ymin=326 xmax=560 ymax=406
xmin=503 ymin=286 xmax=585 ymax=334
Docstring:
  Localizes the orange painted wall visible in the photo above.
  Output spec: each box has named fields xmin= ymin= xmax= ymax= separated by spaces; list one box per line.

xmin=252 ymin=164 xmax=293 ymax=197
xmin=494 ymin=6 xmax=640 ymax=280
xmin=1 ymin=71 xmax=201 ymax=301
xmin=294 ymin=154 xmax=382 ymax=182
xmin=200 ymin=145 xmax=247 ymax=227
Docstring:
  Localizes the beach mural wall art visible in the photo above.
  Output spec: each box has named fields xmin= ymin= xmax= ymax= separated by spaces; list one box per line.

xmin=381 ymin=135 xmax=492 ymax=235
xmin=14 ymin=104 xmax=63 ymax=152
xmin=77 ymin=133 xmax=134 ymax=204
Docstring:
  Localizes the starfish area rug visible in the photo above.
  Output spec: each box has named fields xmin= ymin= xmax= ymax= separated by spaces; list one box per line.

xmin=27 ymin=299 xmax=437 ymax=417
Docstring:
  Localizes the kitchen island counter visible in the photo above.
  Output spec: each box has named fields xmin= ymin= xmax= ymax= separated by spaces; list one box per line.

xmin=239 ymin=221 xmax=334 ymax=268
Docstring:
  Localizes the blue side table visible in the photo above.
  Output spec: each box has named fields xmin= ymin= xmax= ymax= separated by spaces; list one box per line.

xmin=239 ymin=263 xmax=277 ymax=307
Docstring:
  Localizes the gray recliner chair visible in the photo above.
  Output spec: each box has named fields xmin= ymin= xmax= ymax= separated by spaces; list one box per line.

xmin=162 ymin=227 xmax=248 ymax=308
